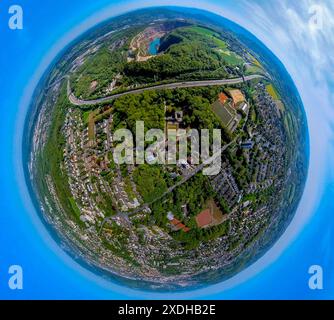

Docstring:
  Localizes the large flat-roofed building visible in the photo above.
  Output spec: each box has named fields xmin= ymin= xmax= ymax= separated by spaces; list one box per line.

xmin=228 ymin=89 xmax=246 ymax=107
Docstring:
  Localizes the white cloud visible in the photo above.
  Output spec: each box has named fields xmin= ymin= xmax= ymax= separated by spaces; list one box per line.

xmin=240 ymin=0 xmax=334 ymax=81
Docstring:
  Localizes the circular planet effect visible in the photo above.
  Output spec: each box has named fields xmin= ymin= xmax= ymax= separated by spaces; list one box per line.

xmin=23 ymin=7 xmax=308 ymax=291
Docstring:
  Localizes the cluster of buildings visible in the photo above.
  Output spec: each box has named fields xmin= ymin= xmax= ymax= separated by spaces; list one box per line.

xmin=145 ymin=109 xmax=201 ymax=178
xmin=209 ymin=160 xmax=242 ymax=208
xmin=246 ymin=83 xmax=286 ymax=193
xmin=61 ymin=72 xmax=287 ymax=279
xmin=212 ymin=89 xmax=249 ymax=132
xmin=62 ymin=107 xmax=143 ymax=226
xmin=94 ymin=115 xmax=143 ymax=212
xmin=63 ymin=109 xmax=106 ymax=225
xmin=38 ymin=19 xmax=297 ymax=285
xmin=217 ymin=81 xmax=288 ymax=251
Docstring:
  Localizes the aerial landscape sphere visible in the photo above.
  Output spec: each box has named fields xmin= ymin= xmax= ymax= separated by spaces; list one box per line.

xmin=25 ymin=7 xmax=308 ymax=290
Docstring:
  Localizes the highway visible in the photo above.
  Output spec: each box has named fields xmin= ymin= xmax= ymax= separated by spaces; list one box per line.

xmin=68 ymin=74 xmax=264 ymax=106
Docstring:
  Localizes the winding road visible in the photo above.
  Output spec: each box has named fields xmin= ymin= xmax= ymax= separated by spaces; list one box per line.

xmin=68 ymin=74 xmax=264 ymax=106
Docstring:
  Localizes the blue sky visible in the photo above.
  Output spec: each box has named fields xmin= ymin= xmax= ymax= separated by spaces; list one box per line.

xmin=1 ymin=0 xmax=334 ymax=299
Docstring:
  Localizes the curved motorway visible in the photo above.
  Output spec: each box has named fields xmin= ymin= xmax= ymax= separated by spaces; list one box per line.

xmin=67 ymin=74 xmax=264 ymax=106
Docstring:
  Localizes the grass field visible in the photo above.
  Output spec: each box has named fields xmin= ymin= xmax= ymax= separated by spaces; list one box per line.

xmin=69 ymin=197 xmax=82 ymax=218
xmin=275 ymin=100 xmax=285 ymax=113
xmin=283 ymin=111 xmax=298 ymax=142
xmin=246 ymin=64 xmax=265 ymax=75
xmin=218 ymin=49 xmax=243 ymax=66
xmin=190 ymin=26 xmax=218 ymax=37
xmin=189 ymin=26 xmax=243 ymax=66
xmin=82 ymin=110 xmax=91 ymax=124
xmin=88 ymin=111 xmax=98 ymax=142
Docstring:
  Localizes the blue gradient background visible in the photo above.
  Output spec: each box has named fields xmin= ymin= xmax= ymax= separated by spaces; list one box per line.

xmin=1 ymin=0 xmax=334 ymax=299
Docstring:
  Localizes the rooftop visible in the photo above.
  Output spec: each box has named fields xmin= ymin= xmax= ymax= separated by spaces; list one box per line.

xmin=219 ymin=92 xmax=229 ymax=105
xmin=228 ymin=89 xmax=245 ymax=106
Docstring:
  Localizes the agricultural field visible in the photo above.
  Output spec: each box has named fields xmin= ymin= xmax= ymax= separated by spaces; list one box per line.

xmin=266 ymin=83 xmax=280 ymax=100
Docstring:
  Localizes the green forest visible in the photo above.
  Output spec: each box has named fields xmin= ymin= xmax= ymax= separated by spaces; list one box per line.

xmin=124 ymin=26 xmax=233 ymax=84
xmin=112 ymin=91 xmax=165 ymax=133
xmin=110 ymin=87 xmax=232 ymax=142
xmin=38 ymin=87 xmax=84 ymax=226
xmin=71 ymin=47 xmax=127 ymax=99
xmin=71 ymin=24 xmax=246 ymax=99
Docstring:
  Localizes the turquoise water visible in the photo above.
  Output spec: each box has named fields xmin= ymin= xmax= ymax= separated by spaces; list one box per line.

xmin=148 ymin=37 xmax=160 ymax=55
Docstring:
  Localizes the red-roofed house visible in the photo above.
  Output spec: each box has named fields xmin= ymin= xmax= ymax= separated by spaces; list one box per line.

xmin=219 ymin=92 xmax=229 ymax=105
